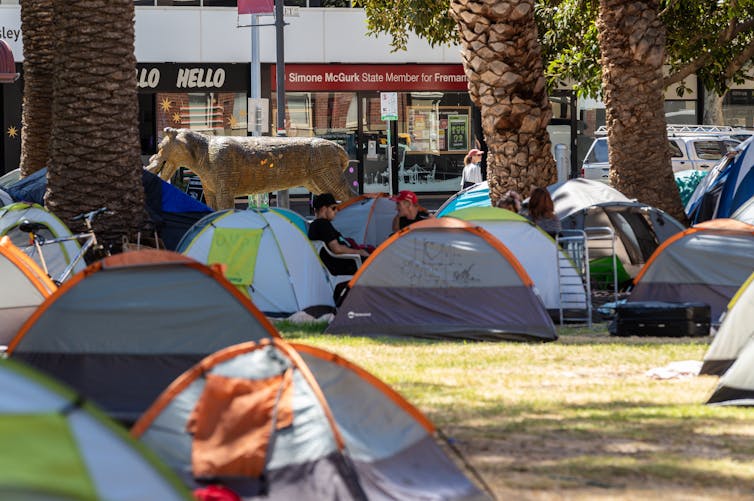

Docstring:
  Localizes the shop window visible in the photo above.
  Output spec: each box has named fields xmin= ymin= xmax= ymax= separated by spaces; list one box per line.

xmin=665 ymin=100 xmax=697 ymax=124
xmin=285 ymin=94 xmax=313 ymax=135
xmin=155 ymin=0 xmax=200 ymax=5
xmin=404 ymin=106 xmax=470 ymax=154
xmin=155 ymin=91 xmax=247 ymax=139
xmin=723 ymin=90 xmax=754 ymax=128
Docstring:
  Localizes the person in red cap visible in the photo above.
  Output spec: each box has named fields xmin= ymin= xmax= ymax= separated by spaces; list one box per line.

xmin=391 ymin=190 xmax=431 ymax=232
xmin=461 ymin=148 xmax=484 ymax=189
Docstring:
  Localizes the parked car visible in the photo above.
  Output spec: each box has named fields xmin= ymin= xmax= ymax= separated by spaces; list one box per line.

xmin=582 ymin=126 xmax=744 ymax=184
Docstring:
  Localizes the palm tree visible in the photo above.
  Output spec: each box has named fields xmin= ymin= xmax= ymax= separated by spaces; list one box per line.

xmin=45 ymin=0 xmax=145 ymax=248
xmin=450 ymin=0 xmax=557 ymax=203
xmin=19 ymin=0 xmax=54 ymax=177
xmin=597 ymin=0 xmax=686 ymax=222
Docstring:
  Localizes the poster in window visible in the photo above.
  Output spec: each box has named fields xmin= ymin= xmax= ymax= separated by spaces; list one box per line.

xmin=447 ymin=115 xmax=469 ymax=152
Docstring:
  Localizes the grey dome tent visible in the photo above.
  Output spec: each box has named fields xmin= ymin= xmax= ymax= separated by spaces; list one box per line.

xmin=7 ymin=249 xmax=279 ymax=424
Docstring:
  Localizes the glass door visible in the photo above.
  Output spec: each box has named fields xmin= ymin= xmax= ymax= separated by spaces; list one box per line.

xmin=360 ymin=94 xmax=390 ymax=194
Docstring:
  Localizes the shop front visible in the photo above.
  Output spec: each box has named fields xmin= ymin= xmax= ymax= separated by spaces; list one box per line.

xmin=269 ymin=63 xmax=479 ymax=195
xmin=136 ymin=62 xmax=250 ymax=165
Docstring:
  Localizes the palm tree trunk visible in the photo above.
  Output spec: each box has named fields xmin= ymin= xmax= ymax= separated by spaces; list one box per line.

xmin=20 ymin=0 xmax=54 ymax=177
xmin=450 ymin=0 xmax=557 ymax=203
xmin=598 ymin=0 xmax=686 ymax=222
xmin=46 ymin=0 xmax=145 ymax=249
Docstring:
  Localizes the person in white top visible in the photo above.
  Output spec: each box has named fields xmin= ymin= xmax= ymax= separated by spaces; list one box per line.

xmin=461 ymin=148 xmax=484 ymax=189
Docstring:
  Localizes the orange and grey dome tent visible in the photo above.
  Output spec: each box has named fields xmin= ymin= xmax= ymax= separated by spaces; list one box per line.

xmin=628 ymin=219 xmax=754 ymax=322
xmin=327 ymin=217 xmax=557 ymax=341
xmin=132 ymin=338 xmax=489 ymax=500
xmin=0 ymin=236 xmax=55 ymax=346
xmin=7 ymin=249 xmax=279 ymax=424
xmin=332 ymin=193 xmax=397 ymax=248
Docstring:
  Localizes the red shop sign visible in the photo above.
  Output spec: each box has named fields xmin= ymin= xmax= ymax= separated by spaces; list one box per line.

xmin=271 ymin=64 xmax=468 ymax=92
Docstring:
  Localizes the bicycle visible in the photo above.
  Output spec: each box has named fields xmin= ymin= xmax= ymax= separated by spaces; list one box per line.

xmin=19 ymin=207 xmax=112 ymax=285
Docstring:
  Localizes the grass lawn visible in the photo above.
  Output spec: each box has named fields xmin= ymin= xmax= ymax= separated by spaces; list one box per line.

xmin=276 ymin=321 xmax=754 ymax=500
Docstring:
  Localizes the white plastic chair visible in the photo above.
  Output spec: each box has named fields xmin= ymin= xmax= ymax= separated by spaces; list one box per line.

xmin=311 ymin=240 xmax=362 ymax=290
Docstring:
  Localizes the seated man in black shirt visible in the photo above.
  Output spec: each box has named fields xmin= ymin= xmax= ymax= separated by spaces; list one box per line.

xmin=308 ymin=193 xmax=370 ymax=276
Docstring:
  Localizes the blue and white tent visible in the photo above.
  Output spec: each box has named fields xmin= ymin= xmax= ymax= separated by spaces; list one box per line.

xmin=686 ymin=137 xmax=754 ymax=223
xmin=435 ymin=181 xmax=492 ymax=217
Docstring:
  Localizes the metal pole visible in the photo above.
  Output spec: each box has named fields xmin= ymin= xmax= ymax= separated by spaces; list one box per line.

xmin=275 ymin=0 xmax=286 ymax=137
xmin=386 ymin=121 xmax=393 ymax=196
xmin=250 ymin=14 xmax=260 ymax=137
xmin=249 ymin=14 xmax=266 ymax=209
xmin=275 ymin=0 xmax=290 ymax=208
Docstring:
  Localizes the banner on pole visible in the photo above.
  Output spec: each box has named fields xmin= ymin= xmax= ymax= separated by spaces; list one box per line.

xmin=238 ymin=0 xmax=274 ymax=15
xmin=380 ymin=92 xmax=398 ymax=121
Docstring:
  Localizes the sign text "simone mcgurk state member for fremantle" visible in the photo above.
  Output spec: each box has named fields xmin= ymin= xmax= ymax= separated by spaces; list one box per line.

xmin=288 ymin=71 xmax=465 ymax=84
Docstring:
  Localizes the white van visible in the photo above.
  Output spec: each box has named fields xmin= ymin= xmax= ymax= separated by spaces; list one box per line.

xmin=581 ymin=125 xmax=745 ymax=184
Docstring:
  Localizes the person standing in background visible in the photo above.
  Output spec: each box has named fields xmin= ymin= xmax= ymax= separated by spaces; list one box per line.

xmin=461 ymin=149 xmax=484 ymax=189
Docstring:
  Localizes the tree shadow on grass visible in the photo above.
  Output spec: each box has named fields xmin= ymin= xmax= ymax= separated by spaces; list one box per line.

xmin=431 ymin=399 xmax=754 ymax=492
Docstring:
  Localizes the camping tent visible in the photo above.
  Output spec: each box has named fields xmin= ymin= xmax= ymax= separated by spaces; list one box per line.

xmin=700 ymin=272 xmax=754 ymax=375
xmin=628 ymin=219 xmax=754 ymax=322
xmin=141 ymin=169 xmax=212 ymax=249
xmin=730 ymin=192 xmax=754 ymax=225
xmin=706 ymin=338 xmax=754 ymax=406
xmin=686 ymin=137 xmax=753 ymax=223
xmin=272 ymin=207 xmax=309 ymax=235
xmin=444 ymin=207 xmax=587 ymax=315
xmin=333 ymin=193 xmax=397 ymax=247
xmin=0 ymin=236 xmax=56 ymax=346
xmin=7 ymin=249 xmax=279 ymax=424
xmin=0 ymin=202 xmax=87 ymax=281
xmin=177 ymin=208 xmax=335 ymax=318
xmin=553 ymin=179 xmax=685 ymax=279
xmin=0 ymin=187 xmax=11 ymax=206
xmin=437 ymin=179 xmax=684 ymax=280
xmin=435 ymin=181 xmax=492 ymax=217
xmin=132 ymin=338 xmax=487 ymax=500
xmin=3 ymin=168 xmax=212 ymax=251
xmin=0 ymin=358 xmax=191 ymax=500
xmin=4 ymin=167 xmax=46 ymax=205
xmin=327 ymin=218 xmax=557 ymax=341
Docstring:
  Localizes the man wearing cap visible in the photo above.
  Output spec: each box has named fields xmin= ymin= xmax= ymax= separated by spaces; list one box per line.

xmin=461 ymin=148 xmax=484 ymax=189
xmin=308 ymin=193 xmax=369 ymax=276
xmin=391 ymin=190 xmax=431 ymax=232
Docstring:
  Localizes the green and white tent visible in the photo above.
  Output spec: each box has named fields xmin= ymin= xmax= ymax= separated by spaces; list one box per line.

xmin=0 ymin=358 xmax=191 ymax=500
xmin=0 ymin=202 xmax=86 ymax=282
xmin=177 ymin=208 xmax=335 ymax=317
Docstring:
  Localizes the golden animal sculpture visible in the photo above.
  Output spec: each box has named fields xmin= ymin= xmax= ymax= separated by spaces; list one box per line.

xmin=146 ymin=127 xmax=354 ymax=209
